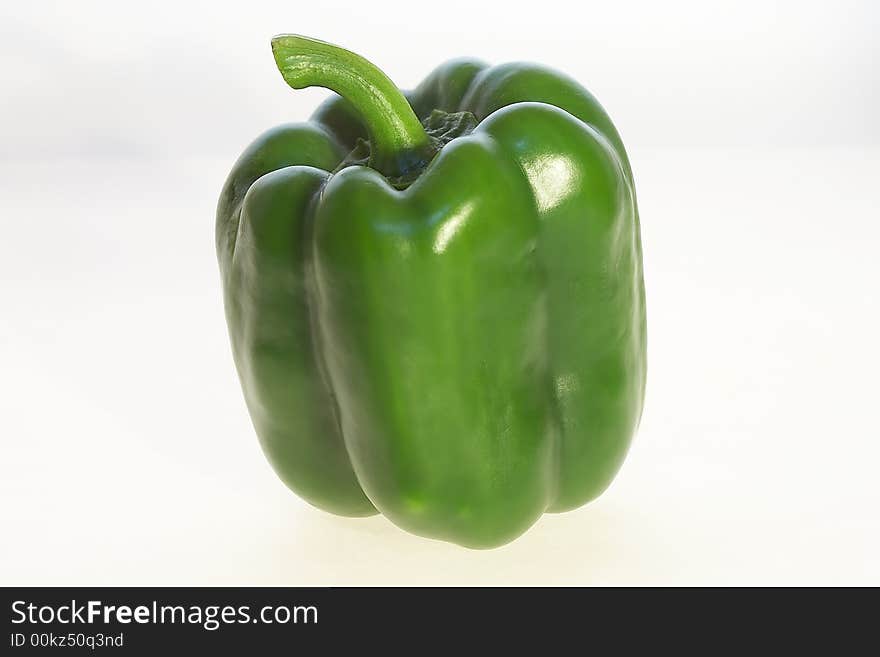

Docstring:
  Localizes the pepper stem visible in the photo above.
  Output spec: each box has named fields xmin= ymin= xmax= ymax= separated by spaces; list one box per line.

xmin=271 ymin=35 xmax=432 ymax=178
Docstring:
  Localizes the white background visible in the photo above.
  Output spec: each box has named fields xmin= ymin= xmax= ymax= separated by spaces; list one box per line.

xmin=1 ymin=0 xmax=878 ymax=585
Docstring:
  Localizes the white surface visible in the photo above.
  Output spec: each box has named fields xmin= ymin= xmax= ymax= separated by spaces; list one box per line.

xmin=1 ymin=1 xmax=879 ymax=585
xmin=2 ymin=148 xmax=878 ymax=585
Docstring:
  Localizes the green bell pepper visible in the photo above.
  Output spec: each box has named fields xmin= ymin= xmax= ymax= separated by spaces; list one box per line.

xmin=216 ymin=35 xmax=646 ymax=548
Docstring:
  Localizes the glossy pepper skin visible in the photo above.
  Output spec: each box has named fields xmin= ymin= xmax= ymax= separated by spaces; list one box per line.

xmin=216 ymin=36 xmax=646 ymax=548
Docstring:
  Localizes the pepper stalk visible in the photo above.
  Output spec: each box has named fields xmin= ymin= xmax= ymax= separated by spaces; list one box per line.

xmin=271 ymin=35 xmax=433 ymax=179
